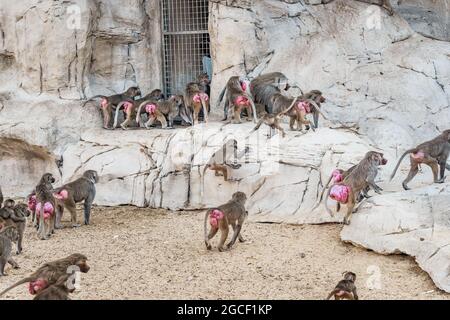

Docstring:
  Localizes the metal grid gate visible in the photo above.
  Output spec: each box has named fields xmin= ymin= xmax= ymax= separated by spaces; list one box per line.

xmin=161 ymin=0 xmax=210 ymax=96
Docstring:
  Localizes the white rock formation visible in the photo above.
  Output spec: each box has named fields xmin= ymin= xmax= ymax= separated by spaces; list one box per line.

xmin=0 ymin=0 xmax=450 ymax=293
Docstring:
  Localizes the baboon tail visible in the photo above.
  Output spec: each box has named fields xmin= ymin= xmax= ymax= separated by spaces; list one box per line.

xmin=216 ymin=86 xmax=227 ymax=108
xmin=0 ymin=186 xmax=3 ymax=208
xmin=81 ymin=95 xmax=105 ymax=108
xmin=324 ymin=185 xmax=335 ymax=217
xmin=311 ymin=174 xmax=334 ymax=212
xmin=204 ymin=210 xmax=210 ymax=243
xmin=390 ymin=148 xmax=417 ymax=181
xmin=136 ymin=100 xmax=153 ymax=125
xmin=0 ymin=277 xmax=33 ymax=296
xmin=113 ymin=101 xmax=127 ymax=129
xmin=200 ymin=98 xmax=209 ymax=123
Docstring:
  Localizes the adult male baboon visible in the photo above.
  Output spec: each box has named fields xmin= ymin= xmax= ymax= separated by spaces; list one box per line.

xmin=250 ymin=72 xmax=290 ymax=114
xmin=391 ymin=130 xmax=450 ymax=190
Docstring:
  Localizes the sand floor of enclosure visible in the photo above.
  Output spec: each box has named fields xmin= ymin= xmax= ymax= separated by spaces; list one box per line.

xmin=0 ymin=207 xmax=449 ymax=300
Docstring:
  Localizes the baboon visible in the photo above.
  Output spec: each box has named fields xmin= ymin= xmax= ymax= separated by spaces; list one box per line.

xmin=197 ymin=72 xmax=211 ymax=99
xmin=136 ymin=95 xmax=184 ymax=129
xmin=356 ymin=0 xmax=394 ymax=15
xmin=35 ymin=173 xmax=57 ymax=240
xmin=222 ymin=76 xmax=258 ymax=123
xmin=0 ymin=225 xmax=20 ymax=276
xmin=200 ymin=139 xmax=249 ymax=198
xmin=217 ymin=75 xmax=252 ymax=120
xmin=0 ymin=199 xmax=16 ymax=219
xmin=33 ymin=274 xmax=75 ymax=300
xmin=250 ymin=96 xmax=300 ymax=138
xmin=301 ymin=90 xmax=327 ymax=129
xmin=325 ymin=151 xmax=387 ymax=225
xmin=391 ymin=130 xmax=450 ymax=190
xmin=185 ymin=82 xmax=210 ymax=125
xmin=1 ymin=203 xmax=30 ymax=254
xmin=113 ymin=89 xmax=165 ymax=130
xmin=0 ymin=253 xmax=90 ymax=296
xmin=53 ymin=170 xmax=98 ymax=228
xmin=82 ymin=87 xmax=141 ymax=129
xmin=204 ymin=192 xmax=248 ymax=252
xmin=250 ymin=72 xmax=290 ymax=114
xmin=326 ymin=272 xmax=358 ymax=300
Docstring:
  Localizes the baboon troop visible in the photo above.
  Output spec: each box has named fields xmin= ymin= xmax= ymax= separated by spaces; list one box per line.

xmin=1 ymin=0 xmax=446 ymax=300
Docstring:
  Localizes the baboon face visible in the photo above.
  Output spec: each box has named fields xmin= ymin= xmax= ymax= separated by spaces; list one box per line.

xmin=150 ymin=89 xmax=165 ymax=101
xmin=126 ymin=87 xmax=141 ymax=98
xmin=232 ymin=192 xmax=247 ymax=204
xmin=197 ymin=73 xmax=210 ymax=85
xmin=443 ymin=129 xmax=450 ymax=141
xmin=368 ymin=151 xmax=387 ymax=166
xmin=3 ymin=199 xmax=15 ymax=208
xmin=15 ymin=203 xmax=30 ymax=217
xmin=84 ymin=170 xmax=99 ymax=183
xmin=343 ymin=272 xmax=356 ymax=282
xmin=42 ymin=173 xmax=56 ymax=184
xmin=70 ymin=254 xmax=90 ymax=273
xmin=170 ymin=95 xmax=184 ymax=107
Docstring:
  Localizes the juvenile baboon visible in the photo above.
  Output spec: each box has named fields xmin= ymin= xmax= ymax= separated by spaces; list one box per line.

xmin=2 ymin=203 xmax=30 ymax=254
xmin=326 ymin=272 xmax=358 ymax=300
xmin=136 ymin=95 xmax=184 ymax=129
xmin=0 ymin=199 xmax=15 ymax=219
xmin=324 ymin=151 xmax=387 ymax=225
xmin=0 ymin=253 xmax=90 ymax=296
xmin=185 ymin=82 xmax=209 ymax=125
xmin=250 ymin=96 xmax=300 ymax=138
xmin=250 ymin=72 xmax=290 ymax=114
xmin=0 ymin=225 xmax=20 ymax=276
xmin=200 ymin=139 xmax=249 ymax=198
xmin=197 ymin=72 xmax=211 ymax=99
xmin=301 ymin=90 xmax=327 ymax=129
xmin=53 ymin=170 xmax=98 ymax=227
xmin=204 ymin=192 xmax=248 ymax=252
xmin=33 ymin=274 xmax=75 ymax=300
xmin=82 ymin=87 xmax=142 ymax=129
xmin=391 ymin=130 xmax=450 ymax=190
xmin=113 ymin=89 xmax=165 ymax=130
xmin=35 ymin=173 xmax=57 ymax=240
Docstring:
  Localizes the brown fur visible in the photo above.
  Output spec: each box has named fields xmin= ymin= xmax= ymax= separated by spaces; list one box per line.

xmin=0 ymin=253 xmax=90 ymax=296
xmin=223 ymin=76 xmax=258 ymax=123
xmin=136 ymin=95 xmax=184 ymax=129
xmin=35 ymin=173 xmax=57 ymax=240
xmin=82 ymin=87 xmax=141 ymax=129
xmin=184 ymin=82 xmax=210 ymax=125
xmin=33 ymin=274 xmax=75 ymax=300
xmin=325 ymin=151 xmax=387 ymax=225
xmin=113 ymin=89 xmax=164 ymax=130
xmin=391 ymin=130 xmax=450 ymax=190
xmin=204 ymin=192 xmax=248 ymax=252
xmin=54 ymin=170 xmax=98 ymax=228
xmin=326 ymin=272 xmax=358 ymax=300
xmin=0 ymin=225 xmax=20 ymax=276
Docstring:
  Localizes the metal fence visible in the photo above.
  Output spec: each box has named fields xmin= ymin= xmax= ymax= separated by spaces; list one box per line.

xmin=161 ymin=0 xmax=210 ymax=96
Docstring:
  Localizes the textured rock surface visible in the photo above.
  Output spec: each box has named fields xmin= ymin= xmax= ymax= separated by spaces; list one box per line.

xmin=1 ymin=0 xmax=450 ymax=293
xmin=341 ymin=184 xmax=450 ymax=293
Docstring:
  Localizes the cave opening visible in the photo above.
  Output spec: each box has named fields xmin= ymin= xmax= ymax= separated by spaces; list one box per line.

xmin=161 ymin=0 xmax=211 ymax=96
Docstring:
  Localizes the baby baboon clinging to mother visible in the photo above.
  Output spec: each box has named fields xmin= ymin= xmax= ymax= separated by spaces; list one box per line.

xmin=82 ymin=86 xmax=142 ymax=129
xmin=324 ymin=151 xmax=388 ymax=225
xmin=0 ymin=253 xmax=90 ymax=297
xmin=0 ymin=225 xmax=20 ymax=276
xmin=35 ymin=173 xmax=57 ymax=240
xmin=326 ymin=272 xmax=358 ymax=300
xmin=390 ymin=129 xmax=450 ymax=190
xmin=53 ymin=170 xmax=98 ymax=227
xmin=204 ymin=192 xmax=248 ymax=252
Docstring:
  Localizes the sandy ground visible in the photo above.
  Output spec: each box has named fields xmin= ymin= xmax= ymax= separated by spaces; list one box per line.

xmin=0 ymin=206 xmax=448 ymax=300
